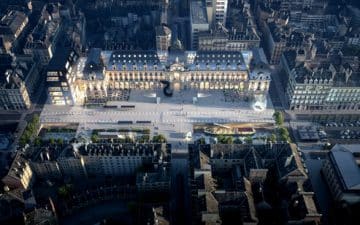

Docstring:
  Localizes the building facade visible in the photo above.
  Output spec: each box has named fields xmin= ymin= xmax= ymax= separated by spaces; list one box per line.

xmin=24 ymin=4 xmax=62 ymax=65
xmin=282 ymin=50 xmax=360 ymax=111
xmin=0 ymin=56 xmax=40 ymax=110
xmin=64 ymin=49 xmax=270 ymax=105
xmin=190 ymin=1 xmax=210 ymax=50
xmin=28 ymin=142 xmax=170 ymax=179
xmin=0 ymin=10 xmax=28 ymax=54
xmin=198 ymin=24 xmax=260 ymax=51
xmin=2 ymin=154 xmax=34 ymax=190
xmin=136 ymin=170 xmax=170 ymax=194
xmin=262 ymin=21 xmax=288 ymax=64
xmin=189 ymin=143 xmax=321 ymax=225
xmin=322 ymin=144 xmax=360 ymax=204
xmin=155 ymin=25 xmax=171 ymax=51
xmin=213 ymin=0 xmax=228 ymax=25
xmin=46 ymin=48 xmax=79 ymax=105
xmin=80 ymin=143 xmax=170 ymax=177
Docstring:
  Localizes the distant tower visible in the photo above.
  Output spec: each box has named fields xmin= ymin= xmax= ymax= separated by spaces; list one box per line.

xmin=214 ymin=0 xmax=228 ymax=25
xmin=204 ymin=0 xmax=228 ymax=27
xmin=190 ymin=0 xmax=210 ymax=50
xmin=161 ymin=0 xmax=169 ymax=25
xmin=156 ymin=25 xmax=172 ymax=51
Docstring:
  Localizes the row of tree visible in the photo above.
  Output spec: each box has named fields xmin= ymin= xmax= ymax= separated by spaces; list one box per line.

xmin=273 ymin=111 xmax=291 ymax=142
xmin=19 ymin=114 xmax=40 ymax=147
xmin=91 ymin=134 xmax=167 ymax=143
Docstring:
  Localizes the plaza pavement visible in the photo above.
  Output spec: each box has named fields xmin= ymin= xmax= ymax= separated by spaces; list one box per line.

xmin=40 ymin=89 xmax=275 ymax=152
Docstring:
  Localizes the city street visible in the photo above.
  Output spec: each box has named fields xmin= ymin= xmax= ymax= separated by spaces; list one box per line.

xmin=269 ymin=65 xmax=288 ymax=110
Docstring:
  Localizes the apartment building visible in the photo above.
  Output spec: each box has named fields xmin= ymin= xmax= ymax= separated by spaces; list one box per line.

xmin=0 ymin=10 xmax=28 ymax=54
xmin=0 ymin=56 xmax=40 ymax=110
xmin=281 ymin=50 xmax=360 ymax=111
xmin=322 ymin=144 xmax=360 ymax=204
xmin=189 ymin=143 xmax=321 ymax=225
xmin=24 ymin=4 xmax=62 ymax=65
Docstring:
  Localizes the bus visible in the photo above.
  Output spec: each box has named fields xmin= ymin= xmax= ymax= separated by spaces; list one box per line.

xmin=136 ymin=121 xmax=151 ymax=124
xmin=118 ymin=121 xmax=133 ymax=124
xmin=103 ymin=105 xmax=118 ymax=108
xmin=121 ymin=105 xmax=135 ymax=109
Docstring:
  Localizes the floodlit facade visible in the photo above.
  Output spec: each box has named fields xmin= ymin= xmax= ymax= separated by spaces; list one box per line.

xmin=46 ymin=48 xmax=79 ymax=105
xmin=66 ymin=49 xmax=270 ymax=105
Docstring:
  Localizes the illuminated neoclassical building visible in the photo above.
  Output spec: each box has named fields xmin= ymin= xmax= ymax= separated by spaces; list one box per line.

xmin=55 ymin=49 xmax=271 ymax=105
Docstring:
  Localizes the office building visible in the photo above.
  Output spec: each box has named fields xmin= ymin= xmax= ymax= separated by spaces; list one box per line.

xmin=46 ymin=48 xmax=78 ymax=105
xmin=282 ymin=50 xmax=360 ymax=111
xmin=190 ymin=1 xmax=210 ymax=50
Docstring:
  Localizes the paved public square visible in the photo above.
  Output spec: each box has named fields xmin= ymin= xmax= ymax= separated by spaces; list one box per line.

xmin=40 ymin=89 xmax=275 ymax=151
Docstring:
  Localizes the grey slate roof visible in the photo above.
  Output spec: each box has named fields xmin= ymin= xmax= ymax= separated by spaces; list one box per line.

xmin=105 ymin=50 xmax=248 ymax=72
xmin=329 ymin=144 xmax=360 ymax=191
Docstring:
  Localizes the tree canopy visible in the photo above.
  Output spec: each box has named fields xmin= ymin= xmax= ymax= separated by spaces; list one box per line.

xmin=273 ymin=111 xmax=284 ymax=126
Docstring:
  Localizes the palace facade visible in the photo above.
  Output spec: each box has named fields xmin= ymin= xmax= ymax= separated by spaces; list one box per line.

xmin=50 ymin=49 xmax=270 ymax=105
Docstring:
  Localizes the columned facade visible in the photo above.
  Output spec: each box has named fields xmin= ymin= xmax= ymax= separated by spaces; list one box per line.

xmin=68 ymin=50 xmax=270 ymax=105
xmin=103 ymin=69 xmax=251 ymax=91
